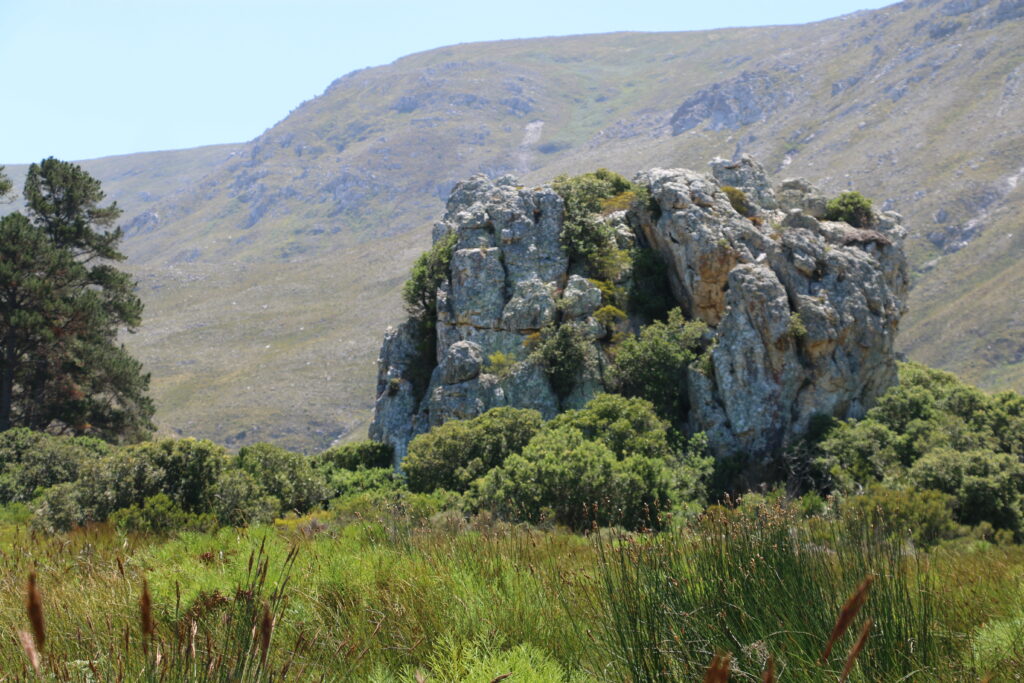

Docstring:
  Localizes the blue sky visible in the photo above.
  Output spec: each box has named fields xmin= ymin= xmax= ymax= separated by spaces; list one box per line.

xmin=1 ymin=0 xmax=893 ymax=164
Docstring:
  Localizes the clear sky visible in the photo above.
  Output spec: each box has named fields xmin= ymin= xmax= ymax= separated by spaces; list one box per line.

xmin=0 ymin=0 xmax=894 ymax=164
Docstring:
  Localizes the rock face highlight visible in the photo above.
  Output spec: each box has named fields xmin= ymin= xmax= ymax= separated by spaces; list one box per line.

xmin=370 ymin=156 xmax=908 ymax=466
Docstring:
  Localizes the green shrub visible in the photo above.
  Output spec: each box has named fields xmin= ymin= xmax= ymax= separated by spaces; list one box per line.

xmin=815 ymin=419 xmax=901 ymax=492
xmin=403 ymin=407 xmax=543 ymax=493
xmin=483 ymin=350 xmax=518 ymax=378
xmin=237 ymin=443 xmax=328 ymax=514
xmin=594 ymin=305 xmax=627 ymax=333
xmin=0 ymin=428 xmax=112 ymax=504
xmin=109 ymin=493 xmax=217 ymax=534
xmin=553 ymin=169 xmax=639 ymax=279
xmin=316 ymin=440 xmax=394 ymax=471
xmin=547 ymin=393 xmax=676 ymax=461
xmin=824 ymin=191 xmax=874 ymax=228
xmin=470 ymin=425 xmax=673 ymax=530
xmin=326 ymin=467 xmax=402 ymax=499
xmin=119 ymin=438 xmax=226 ymax=513
xmin=787 ymin=312 xmax=807 ymax=338
xmin=401 ymin=230 xmax=457 ymax=320
xmin=608 ymin=309 xmax=707 ymax=422
xmin=74 ymin=448 xmax=167 ymax=521
xmin=30 ymin=482 xmax=84 ymax=533
xmin=721 ymin=185 xmax=754 ymax=217
xmin=209 ymin=469 xmax=280 ymax=526
xmin=839 ymin=485 xmax=960 ymax=547
xmin=533 ymin=323 xmax=590 ymax=400
xmin=909 ymin=448 xmax=1024 ymax=535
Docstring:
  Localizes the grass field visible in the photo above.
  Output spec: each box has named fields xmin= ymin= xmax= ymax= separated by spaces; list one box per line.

xmin=1 ymin=500 xmax=1021 ymax=681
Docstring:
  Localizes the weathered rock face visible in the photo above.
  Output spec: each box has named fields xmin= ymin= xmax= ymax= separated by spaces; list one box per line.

xmin=638 ymin=156 xmax=908 ymax=458
xmin=370 ymin=156 xmax=909 ymax=466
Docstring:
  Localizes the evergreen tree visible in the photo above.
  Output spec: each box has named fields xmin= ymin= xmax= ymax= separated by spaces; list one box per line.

xmin=0 ymin=159 xmax=153 ymax=441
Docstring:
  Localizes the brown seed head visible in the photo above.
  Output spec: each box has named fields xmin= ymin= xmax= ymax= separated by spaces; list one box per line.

xmin=839 ymin=618 xmax=873 ymax=682
xmin=259 ymin=602 xmax=274 ymax=664
xmin=821 ymin=574 xmax=874 ymax=663
xmin=26 ymin=572 xmax=45 ymax=652
xmin=140 ymin=578 xmax=154 ymax=638
xmin=704 ymin=652 xmax=731 ymax=683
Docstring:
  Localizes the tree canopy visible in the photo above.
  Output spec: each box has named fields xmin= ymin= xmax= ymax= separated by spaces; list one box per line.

xmin=0 ymin=159 xmax=153 ymax=441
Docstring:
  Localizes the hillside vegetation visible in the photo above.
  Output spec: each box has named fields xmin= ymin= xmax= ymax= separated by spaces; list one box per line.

xmin=4 ymin=0 xmax=1023 ymax=451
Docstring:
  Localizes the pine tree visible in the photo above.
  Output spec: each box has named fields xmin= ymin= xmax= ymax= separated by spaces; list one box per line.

xmin=0 ymin=159 xmax=154 ymax=441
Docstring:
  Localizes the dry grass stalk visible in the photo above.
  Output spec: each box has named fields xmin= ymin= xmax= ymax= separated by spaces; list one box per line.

xmin=26 ymin=572 xmax=45 ymax=653
xmin=761 ymin=655 xmax=775 ymax=683
xmin=18 ymin=630 xmax=40 ymax=675
xmin=839 ymin=618 xmax=873 ymax=682
xmin=821 ymin=574 xmax=874 ymax=663
xmin=704 ymin=652 xmax=731 ymax=683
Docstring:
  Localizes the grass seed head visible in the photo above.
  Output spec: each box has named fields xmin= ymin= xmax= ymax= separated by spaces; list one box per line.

xmin=26 ymin=571 xmax=45 ymax=652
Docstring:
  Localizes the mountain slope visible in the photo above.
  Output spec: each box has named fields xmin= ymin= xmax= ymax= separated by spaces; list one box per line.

xmin=7 ymin=0 xmax=1022 ymax=451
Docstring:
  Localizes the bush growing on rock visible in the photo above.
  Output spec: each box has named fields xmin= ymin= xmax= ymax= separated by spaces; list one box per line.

xmin=553 ymin=168 xmax=641 ymax=279
xmin=401 ymin=230 xmax=457 ymax=320
xmin=824 ymin=190 xmax=874 ymax=228
xmin=608 ymin=309 xmax=707 ymax=423
xmin=532 ymin=323 xmax=591 ymax=400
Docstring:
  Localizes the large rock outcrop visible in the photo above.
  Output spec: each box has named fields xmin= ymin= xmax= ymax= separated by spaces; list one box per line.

xmin=370 ymin=155 xmax=908 ymax=466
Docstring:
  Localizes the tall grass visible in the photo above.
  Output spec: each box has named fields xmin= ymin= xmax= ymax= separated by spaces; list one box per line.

xmin=0 ymin=500 xmax=1021 ymax=680
xmin=587 ymin=504 xmax=1019 ymax=681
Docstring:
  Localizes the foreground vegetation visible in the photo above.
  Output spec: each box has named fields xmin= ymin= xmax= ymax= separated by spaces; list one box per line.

xmin=1 ymin=498 xmax=1022 ymax=680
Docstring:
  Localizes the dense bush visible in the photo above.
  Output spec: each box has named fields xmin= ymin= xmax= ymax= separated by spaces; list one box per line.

xmin=109 ymin=493 xmax=218 ymax=534
xmin=824 ymin=190 xmax=874 ymax=228
xmin=0 ymin=428 xmax=111 ymax=503
xmin=608 ymin=309 xmax=707 ymax=422
xmin=403 ymin=407 xmax=544 ymax=493
xmin=552 ymin=168 xmax=640 ymax=279
xmin=316 ymin=440 xmax=394 ymax=471
xmin=547 ymin=393 xmax=676 ymax=461
xmin=470 ymin=426 xmax=673 ymax=530
xmin=532 ymin=323 xmax=591 ymax=400
xmin=811 ymin=362 xmax=1024 ymax=536
xmin=838 ymin=485 xmax=960 ymax=547
xmin=237 ymin=443 xmax=328 ymax=514
xmin=401 ymin=230 xmax=457 ymax=320
xmin=909 ymin=448 xmax=1024 ymax=534
xmin=209 ymin=468 xmax=279 ymax=527
xmin=470 ymin=395 xmax=711 ymax=530
xmin=120 ymin=438 xmax=225 ymax=512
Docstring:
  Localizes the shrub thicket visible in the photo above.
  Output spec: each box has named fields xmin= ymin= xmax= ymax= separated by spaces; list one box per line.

xmin=403 ymin=407 xmax=543 ymax=493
